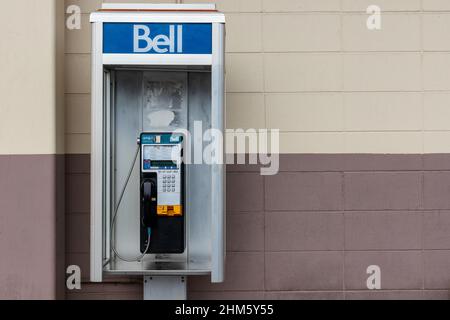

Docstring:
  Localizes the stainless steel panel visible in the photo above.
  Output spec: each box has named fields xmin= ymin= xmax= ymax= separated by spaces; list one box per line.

xmin=113 ymin=71 xmax=143 ymax=260
xmin=109 ymin=68 xmax=214 ymax=274
xmin=187 ymin=72 xmax=212 ymax=264
xmin=143 ymin=71 xmax=188 ymax=131
xmin=211 ymin=23 xmax=226 ymax=283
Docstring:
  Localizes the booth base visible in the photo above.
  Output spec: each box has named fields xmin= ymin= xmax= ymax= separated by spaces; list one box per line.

xmin=104 ymin=257 xmax=211 ymax=276
xmin=143 ymin=276 xmax=187 ymax=300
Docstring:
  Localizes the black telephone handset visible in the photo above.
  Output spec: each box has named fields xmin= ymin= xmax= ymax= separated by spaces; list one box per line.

xmin=142 ymin=178 xmax=157 ymax=229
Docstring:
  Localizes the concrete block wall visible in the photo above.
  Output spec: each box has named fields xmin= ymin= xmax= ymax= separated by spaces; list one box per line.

xmin=66 ymin=0 xmax=450 ymax=155
xmin=0 ymin=0 xmax=65 ymax=299
xmin=60 ymin=0 xmax=450 ymax=299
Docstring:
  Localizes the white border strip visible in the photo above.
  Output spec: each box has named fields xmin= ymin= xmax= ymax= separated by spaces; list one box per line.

xmin=90 ymin=12 xmax=225 ymax=23
xmin=101 ymin=3 xmax=216 ymax=11
xmin=210 ymin=23 xmax=226 ymax=284
xmin=91 ymin=21 xmax=104 ymax=283
xmin=103 ymin=54 xmax=213 ymax=66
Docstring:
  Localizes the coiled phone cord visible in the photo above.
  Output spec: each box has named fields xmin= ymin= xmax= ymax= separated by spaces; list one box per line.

xmin=111 ymin=144 xmax=152 ymax=262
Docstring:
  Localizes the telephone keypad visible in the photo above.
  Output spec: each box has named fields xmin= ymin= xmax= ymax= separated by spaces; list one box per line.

xmin=159 ymin=171 xmax=180 ymax=194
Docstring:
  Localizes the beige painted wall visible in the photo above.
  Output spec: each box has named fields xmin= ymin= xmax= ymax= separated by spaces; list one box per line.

xmin=0 ymin=0 xmax=64 ymax=155
xmin=65 ymin=0 xmax=450 ymax=154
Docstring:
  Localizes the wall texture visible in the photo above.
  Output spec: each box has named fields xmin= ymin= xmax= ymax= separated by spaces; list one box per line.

xmin=0 ymin=0 xmax=432 ymax=299
xmin=0 ymin=0 xmax=65 ymax=299
xmin=66 ymin=153 xmax=450 ymax=300
xmin=58 ymin=0 xmax=450 ymax=299
xmin=66 ymin=0 xmax=450 ymax=155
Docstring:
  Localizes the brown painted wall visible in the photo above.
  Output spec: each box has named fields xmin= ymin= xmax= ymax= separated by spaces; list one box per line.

xmin=0 ymin=155 xmax=65 ymax=299
xmin=65 ymin=154 xmax=450 ymax=300
xmin=0 ymin=0 xmax=65 ymax=300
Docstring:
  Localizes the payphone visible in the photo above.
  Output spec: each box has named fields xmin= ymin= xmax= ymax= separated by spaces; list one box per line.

xmin=140 ymin=132 xmax=185 ymax=254
xmin=90 ymin=3 xmax=226 ymax=288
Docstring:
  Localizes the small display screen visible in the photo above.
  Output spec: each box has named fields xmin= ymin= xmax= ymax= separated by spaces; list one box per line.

xmin=143 ymin=145 xmax=181 ymax=170
xmin=149 ymin=160 xmax=177 ymax=168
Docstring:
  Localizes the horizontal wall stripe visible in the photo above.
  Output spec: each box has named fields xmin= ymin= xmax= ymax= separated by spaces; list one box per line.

xmin=64 ymin=152 xmax=450 ymax=172
xmin=65 ymin=153 xmax=450 ymax=298
xmin=64 ymin=132 xmax=450 ymax=154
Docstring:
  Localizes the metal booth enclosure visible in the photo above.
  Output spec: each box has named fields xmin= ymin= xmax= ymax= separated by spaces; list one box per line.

xmin=89 ymin=4 xmax=226 ymax=298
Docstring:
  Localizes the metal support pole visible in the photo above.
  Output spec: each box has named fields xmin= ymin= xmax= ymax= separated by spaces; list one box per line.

xmin=143 ymin=276 xmax=187 ymax=300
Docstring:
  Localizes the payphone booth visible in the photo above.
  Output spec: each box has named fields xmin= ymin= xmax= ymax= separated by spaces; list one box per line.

xmin=89 ymin=4 xmax=226 ymax=299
